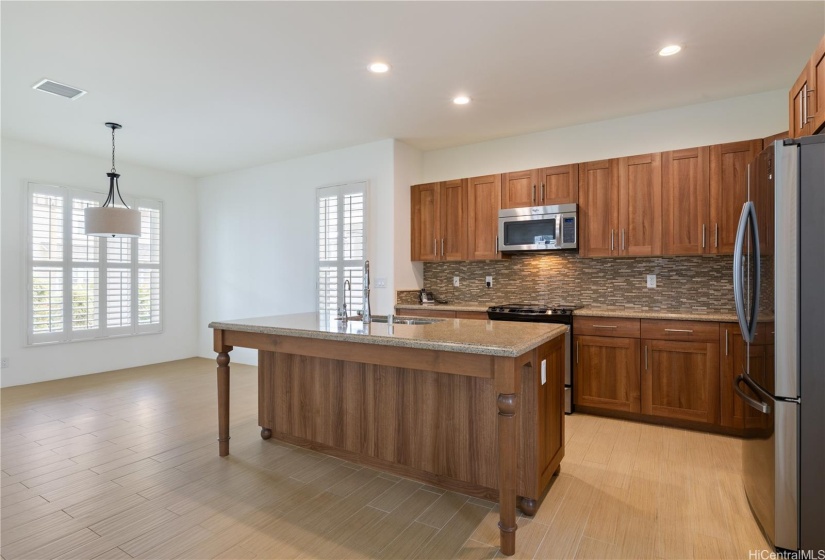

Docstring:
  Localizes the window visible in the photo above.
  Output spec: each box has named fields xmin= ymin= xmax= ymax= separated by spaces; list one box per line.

xmin=27 ymin=183 xmax=162 ymax=344
xmin=317 ymin=182 xmax=366 ymax=316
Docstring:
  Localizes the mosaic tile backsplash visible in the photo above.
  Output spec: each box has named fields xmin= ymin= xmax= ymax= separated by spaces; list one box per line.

xmin=401 ymin=254 xmax=743 ymax=312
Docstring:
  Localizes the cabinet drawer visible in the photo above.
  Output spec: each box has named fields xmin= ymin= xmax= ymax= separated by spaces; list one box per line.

xmin=640 ymin=319 xmax=719 ymax=342
xmin=455 ymin=311 xmax=488 ymax=320
xmin=573 ymin=317 xmax=640 ymax=338
xmin=399 ymin=308 xmax=456 ymax=319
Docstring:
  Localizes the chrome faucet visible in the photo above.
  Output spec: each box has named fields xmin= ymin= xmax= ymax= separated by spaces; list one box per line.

xmin=341 ymin=279 xmax=351 ymax=321
xmin=362 ymin=261 xmax=371 ymax=323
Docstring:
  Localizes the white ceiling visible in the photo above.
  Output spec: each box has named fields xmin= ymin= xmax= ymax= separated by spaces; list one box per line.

xmin=2 ymin=1 xmax=823 ymax=178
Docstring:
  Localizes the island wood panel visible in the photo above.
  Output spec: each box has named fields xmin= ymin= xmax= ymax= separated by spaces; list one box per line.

xmin=574 ymin=335 xmax=641 ymax=413
xmin=441 ymin=179 xmax=467 ymax=260
xmin=618 ymin=153 xmax=662 ymax=256
xmin=662 ymin=147 xmax=710 ymax=255
xmin=411 ymin=183 xmax=439 ymax=261
xmin=709 ymin=140 xmax=762 ymax=255
xmin=538 ymin=164 xmax=578 ymax=205
xmin=579 ymin=159 xmax=618 ymax=257
xmin=467 ymin=174 xmax=503 ymax=260
xmin=641 ymin=339 xmax=720 ymax=424
xmin=256 ymin=338 xmax=563 ymax=503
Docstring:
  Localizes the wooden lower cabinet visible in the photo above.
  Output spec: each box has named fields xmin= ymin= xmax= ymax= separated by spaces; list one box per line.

xmin=641 ymin=339 xmax=720 ymax=424
xmin=398 ymin=308 xmax=488 ymax=320
xmin=719 ymin=322 xmax=771 ymax=430
xmin=574 ymin=335 xmax=640 ymax=413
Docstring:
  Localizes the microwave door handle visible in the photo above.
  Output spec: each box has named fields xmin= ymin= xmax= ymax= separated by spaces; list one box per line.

xmin=733 ymin=201 xmax=753 ymax=342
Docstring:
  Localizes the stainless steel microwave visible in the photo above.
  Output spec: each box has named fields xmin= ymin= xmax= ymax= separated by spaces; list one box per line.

xmin=498 ymin=204 xmax=577 ymax=252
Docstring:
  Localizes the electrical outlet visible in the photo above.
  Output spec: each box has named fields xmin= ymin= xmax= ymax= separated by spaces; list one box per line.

xmin=485 ymin=276 xmax=493 ymax=288
xmin=1 ymin=358 xmax=8 ymax=369
xmin=375 ymin=277 xmax=387 ymax=288
xmin=647 ymin=274 xmax=657 ymax=288
xmin=453 ymin=276 xmax=460 ymax=287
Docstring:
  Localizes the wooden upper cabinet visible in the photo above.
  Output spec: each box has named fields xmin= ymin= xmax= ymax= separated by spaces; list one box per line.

xmin=467 ymin=174 xmax=503 ymax=260
xmin=789 ymin=69 xmax=811 ymax=139
xmin=440 ymin=179 xmax=467 ymax=260
xmin=501 ymin=169 xmax=538 ymax=209
xmin=537 ymin=164 xmax=578 ymax=206
xmin=618 ymin=153 xmax=662 ymax=257
xmin=578 ymin=159 xmax=618 ymax=257
xmin=811 ymin=34 xmax=825 ymax=133
xmin=662 ymin=147 xmax=710 ymax=256
xmin=763 ymin=131 xmax=789 ymax=146
xmin=502 ymin=165 xmax=579 ymax=209
xmin=709 ymin=140 xmax=762 ymax=255
xmin=411 ymin=183 xmax=440 ymax=261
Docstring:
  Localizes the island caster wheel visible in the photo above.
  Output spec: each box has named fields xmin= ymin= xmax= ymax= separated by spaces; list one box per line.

xmin=260 ymin=428 xmax=272 ymax=440
xmin=519 ymin=497 xmax=538 ymax=517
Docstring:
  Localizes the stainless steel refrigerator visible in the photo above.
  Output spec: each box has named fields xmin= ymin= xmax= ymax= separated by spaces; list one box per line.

xmin=733 ymin=135 xmax=824 ymax=554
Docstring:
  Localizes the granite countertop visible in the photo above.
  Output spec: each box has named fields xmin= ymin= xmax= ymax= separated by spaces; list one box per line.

xmin=209 ymin=312 xmax=567 ymax=357
xmin=394 ymin=302 xmax=741 ymax=322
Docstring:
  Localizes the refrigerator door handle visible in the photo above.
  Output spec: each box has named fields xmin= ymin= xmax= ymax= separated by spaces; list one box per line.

xmin=734 ymin=374 xmax=771 ymax=414
xmin=733 ymin=201 xmax=759 ymax=343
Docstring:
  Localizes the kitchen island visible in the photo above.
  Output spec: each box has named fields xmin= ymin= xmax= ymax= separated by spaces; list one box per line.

xmin=209 ymin=313 xmax=567 ymax=556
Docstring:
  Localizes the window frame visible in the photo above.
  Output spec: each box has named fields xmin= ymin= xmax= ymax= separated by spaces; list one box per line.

xmin=25 ymin=182 xmax=164 ymax=346
xmin=315 ymin=181 xmax=368 ymax=316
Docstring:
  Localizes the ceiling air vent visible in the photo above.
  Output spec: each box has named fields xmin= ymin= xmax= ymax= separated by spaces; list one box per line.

xmin=32 ymin=79 xmax=87 ymax=100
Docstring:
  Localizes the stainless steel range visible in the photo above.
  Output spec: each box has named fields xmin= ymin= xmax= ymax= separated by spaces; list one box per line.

xmin=487 ymin=303 xmax=584 ymax=413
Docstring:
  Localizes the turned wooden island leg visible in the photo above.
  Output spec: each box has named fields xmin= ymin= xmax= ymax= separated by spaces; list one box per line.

xmin=497 ymin=392 xmax=518 ymax=556
xmin=214 ymin=329 xmax=234 ymax=457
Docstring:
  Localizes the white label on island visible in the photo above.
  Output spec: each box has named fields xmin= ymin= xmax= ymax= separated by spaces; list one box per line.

xmin=541 ymin=359 xmax=547 ymax=385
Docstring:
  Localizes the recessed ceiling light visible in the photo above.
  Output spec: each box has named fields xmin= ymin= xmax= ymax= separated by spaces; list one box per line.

xmin=368 ymin=62 xmax=390 ymax=73
xmin=453 ymin=96 xmax=471 ymax=105
xmin=658 ymin=45 xmax=682 ymax=57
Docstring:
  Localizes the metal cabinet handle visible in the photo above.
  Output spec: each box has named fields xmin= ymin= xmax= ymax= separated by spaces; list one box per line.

xmin=702 ymin=224 xmax=706 ymax=249
xmin=433 ymin=239 xmax=437 ymax=257
xmin=441 ymin=239 xmax=444 ymax=257
xmin=715 ymin=223 xmax=719 ymax=248
xmin=725 ymin=329 xmax=729 ymax=356
xmin=806 ymin=88 xmax=816 ymax=122
xmin=664 ymin=328 xmax=694 ymax=333
xmin=541 ymin=183 xmax=545 ymax=203
xmin=610 ymin=229 xmax=614 ymax=251
xmin=644 ymin=345 xmax=648 ymax=370
xmin=576 ymin=340 xmax=579 ymax=364
xmin=592 ymin=325 xmax=618 ymax=329
xmin=532 ymin=184 xmax=536 ymax=204
xmin=621 ymin=229 xmax=625 ymax=251
xmin=495 ymin=235 xmax=499 ymax=255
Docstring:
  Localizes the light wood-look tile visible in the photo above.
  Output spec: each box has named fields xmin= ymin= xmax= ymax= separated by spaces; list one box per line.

xmin=2 ymin=358 xmax=770 ymax=559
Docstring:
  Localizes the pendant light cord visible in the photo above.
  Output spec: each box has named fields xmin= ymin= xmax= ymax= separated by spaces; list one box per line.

xmin=111 ymin=125 xmax=117 ymax=173
xmin=103 ymin=124 xmax=130 ymax=209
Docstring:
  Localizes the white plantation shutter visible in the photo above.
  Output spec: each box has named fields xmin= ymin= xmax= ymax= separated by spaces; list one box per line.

xmin=317 ymin=182 xmax=367 ymax=315
xmin=27 ymin=183 xmax=162 ymax=344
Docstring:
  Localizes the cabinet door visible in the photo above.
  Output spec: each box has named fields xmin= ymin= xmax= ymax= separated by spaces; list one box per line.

xmin=719 ymin=324 xmax=766 ymax=430
xmin=642 ymin=339 xmax=719 ymax=424
xmin=709 ymin=140 xmax=762 ymax=255
xmin=662 ymin=147 xmax=710 ymax=256
xmin=618 ymin=153 xmax=662 ymax=256
xmin=439 ymin=179 xmax=467 ymax=261
xmin=574 ymin=335 xmax=641 ymax=413
xmin=501 ymin=169 xmax=538 ymax=209
xmin=538 ymin=164 xmax=578 ymax=206
xmin=811 ymin=35 xmax=825 ymax=133
xmin=578 ymin=160 xmax=618 ymax=257
xmin=410 ymin=183 xmax=440 ymax=261
xmin=789 ymin=66 xmax=812 ymax=138
xmin=762 ymin=131 xmax=789 ymax=146
xmin=467 ymin=174 xmax=502 ymax=260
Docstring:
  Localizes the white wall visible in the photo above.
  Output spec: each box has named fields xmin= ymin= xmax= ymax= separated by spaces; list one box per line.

xmin=197 ymin=139 xmax=396 ymax=364
xmin=421 ymin=89 xmax=788 ymax=182
xmin=392 ymin=140 xmax=423 ymax=291
xmin=0 ymin=138 xmax=199 ymax=388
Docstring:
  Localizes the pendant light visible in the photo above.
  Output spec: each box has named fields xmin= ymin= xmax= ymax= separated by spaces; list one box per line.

xmin=85 ymin=122 xmax=141 ymax=237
